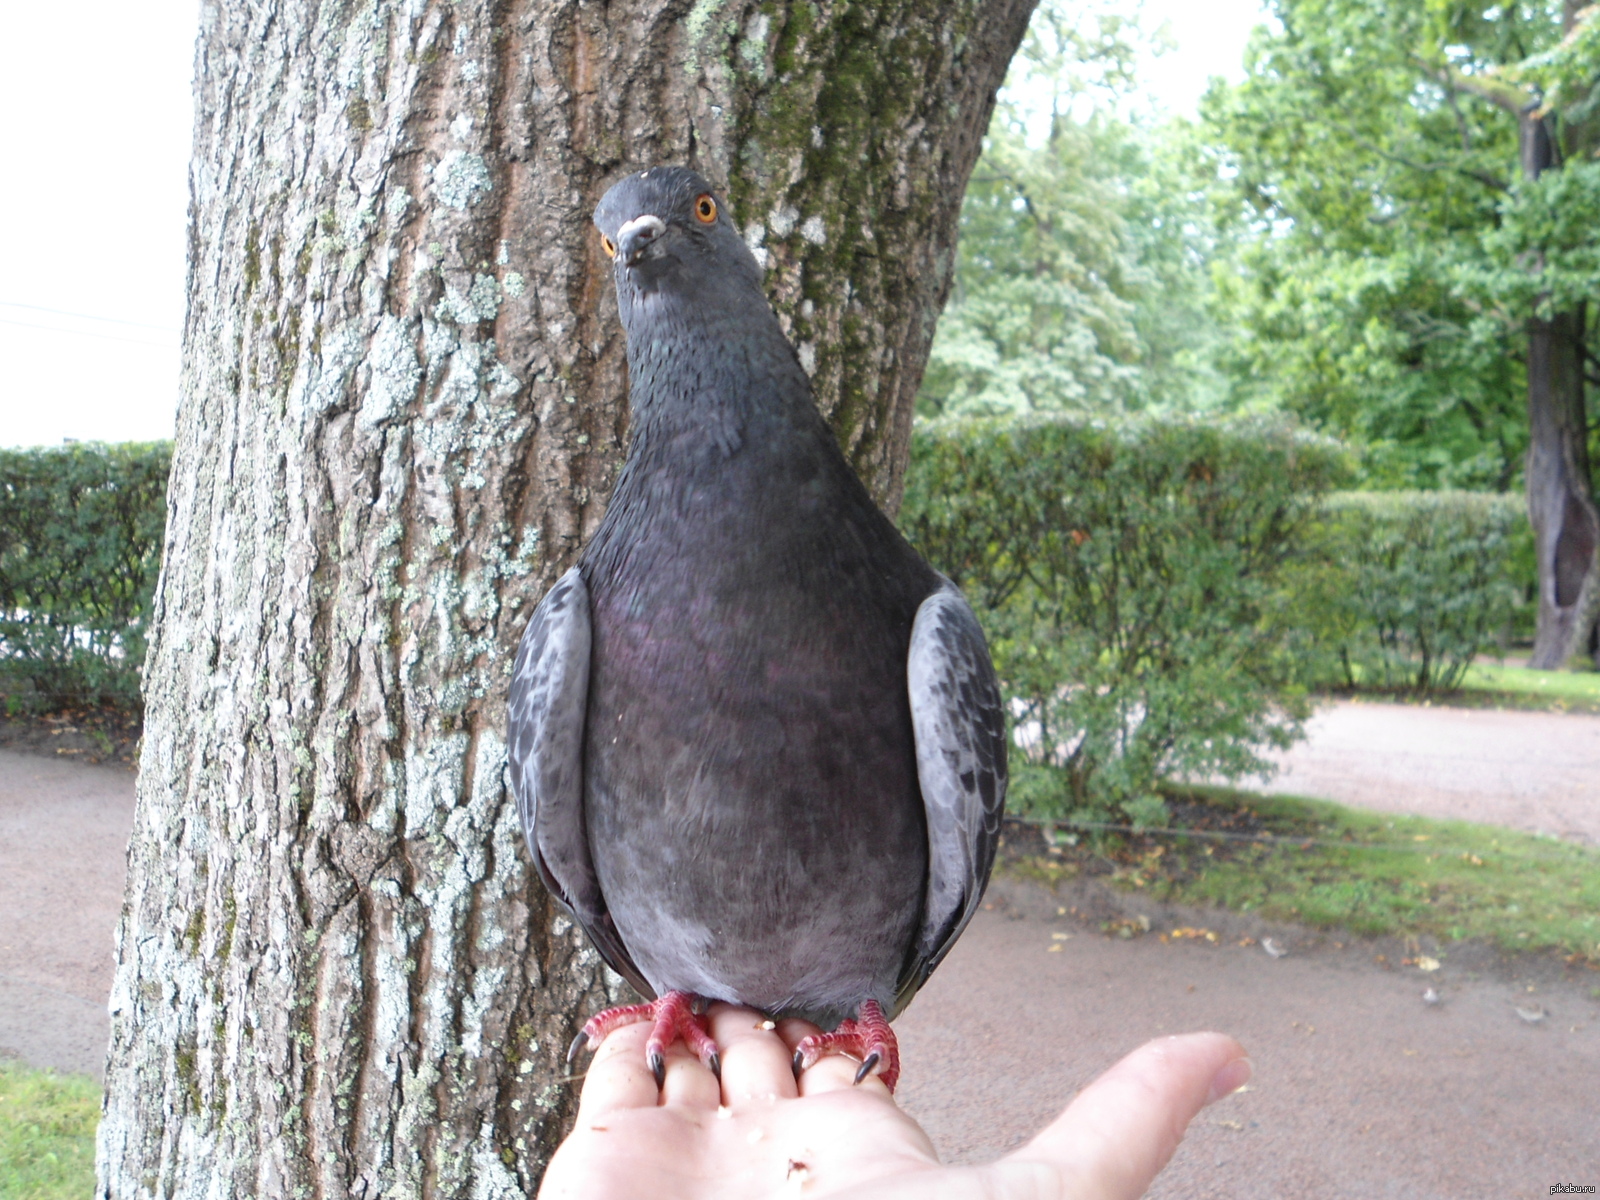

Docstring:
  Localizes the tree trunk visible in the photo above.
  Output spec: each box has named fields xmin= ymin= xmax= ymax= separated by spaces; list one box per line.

xmin=96 ymin=2 xmax=1034 ymax=1196
xmin=1520 ymin=99 xmax=1599 ymax=668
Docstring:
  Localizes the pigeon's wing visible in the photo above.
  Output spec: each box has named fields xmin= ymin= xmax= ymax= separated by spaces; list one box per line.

xmin=897 ymin=578 xmax=1008 ymax=1009
xmin=507 ymin=566 xmax=650 ymax=997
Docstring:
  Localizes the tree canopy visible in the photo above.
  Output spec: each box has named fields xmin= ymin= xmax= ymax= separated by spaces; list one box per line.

xmin=1205 ymin=0 xmax=1600 ymax=490
xmin=918 ymin=1 xmax=1229 ymax=421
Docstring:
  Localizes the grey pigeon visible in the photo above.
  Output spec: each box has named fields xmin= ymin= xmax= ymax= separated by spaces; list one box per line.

xmin=507 ymin=166 xmax=1007 ymax=1092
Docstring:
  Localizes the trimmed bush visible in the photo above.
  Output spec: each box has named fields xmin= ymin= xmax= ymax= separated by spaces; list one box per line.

xmin=899 ymin=414 xmax=1350 ymax=823
xmin=0 ymin=442 xmax=171 ymax=710
xmin=1295 ymin=491 xmax=1526 ymax=692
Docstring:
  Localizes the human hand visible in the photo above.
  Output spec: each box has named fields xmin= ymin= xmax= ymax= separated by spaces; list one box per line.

xmin=537 ymin=1003 xmax=1250 ymax=1199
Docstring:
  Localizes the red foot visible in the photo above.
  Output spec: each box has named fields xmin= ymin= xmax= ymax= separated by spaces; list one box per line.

xmin=568 ymin=990 xmax=720 ymax=1087
xmin=792 ymin=999 xmax=900 ymax=1092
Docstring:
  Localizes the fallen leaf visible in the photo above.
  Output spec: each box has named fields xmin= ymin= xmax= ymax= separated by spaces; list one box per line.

xmin=1415 ymin=956 xmax=1441 ymax=972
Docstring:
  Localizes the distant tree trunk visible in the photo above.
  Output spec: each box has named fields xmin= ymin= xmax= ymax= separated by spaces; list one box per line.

xmin=96 ymin=2 xmax=1034 ymax=1197
xmin=1519 ymin=86 xmax=1599 ymax=668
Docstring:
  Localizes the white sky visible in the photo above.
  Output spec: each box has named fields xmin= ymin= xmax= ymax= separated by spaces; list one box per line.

xmin=0 ymin=1 xmax=195 ymax=449
xmin=0 ymin=0 xmax=1265 ymax=450
xmin=1136 ymin=0 xmax=1268 ymax=117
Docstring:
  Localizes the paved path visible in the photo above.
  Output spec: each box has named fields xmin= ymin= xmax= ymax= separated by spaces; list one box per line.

xmin=3 ymin=701 xmax=1599 ymax=1195
xmin=1245 ymin=700 xmax=1600 ymax=845
xmin=0 ymin=750 xmax=132 ymax=1079
xmin=897 ymin=878 xmax=1600 ymax=1198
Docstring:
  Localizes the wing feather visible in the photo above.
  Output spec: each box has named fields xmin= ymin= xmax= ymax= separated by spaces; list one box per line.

xmin=899 ymin=579 xmax=1008 ymax=1008
xmin=507 ymin=566 xmax=650 ymax=996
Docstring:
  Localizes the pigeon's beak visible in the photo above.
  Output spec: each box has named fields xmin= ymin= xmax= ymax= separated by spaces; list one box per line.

xmin=616 ymin=214 xmax=666 ymax=266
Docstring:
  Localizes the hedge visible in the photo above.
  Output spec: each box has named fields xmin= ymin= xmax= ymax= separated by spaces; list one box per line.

xmin=1293 ymin=490 xmax=1527 ymax=693
xmin=899 ymin=413 xmax=1351 ymax=823
xmin=0 ymin=442 xmax=171 ymax=711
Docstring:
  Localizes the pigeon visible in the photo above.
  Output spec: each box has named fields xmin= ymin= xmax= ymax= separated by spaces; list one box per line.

xmin=507 ymin=166 xmax=1007 ymax=1092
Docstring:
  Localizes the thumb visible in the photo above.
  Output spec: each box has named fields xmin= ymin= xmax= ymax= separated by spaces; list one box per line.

xmin=998 ymin=1032 xmax=1250 ymax=1200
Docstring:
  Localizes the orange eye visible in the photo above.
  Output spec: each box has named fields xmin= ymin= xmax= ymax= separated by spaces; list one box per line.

xmin=694 ymin=194 xmax=717 ymax=224
xmin=599 ymin=232 xmax=617 ymax=258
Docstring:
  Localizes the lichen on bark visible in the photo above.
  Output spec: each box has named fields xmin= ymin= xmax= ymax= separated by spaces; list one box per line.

xmin=99 ymin=1 xmax=1035 ymax=1196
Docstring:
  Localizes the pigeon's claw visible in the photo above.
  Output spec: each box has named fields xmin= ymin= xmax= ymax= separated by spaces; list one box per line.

xmin=569 ymin=990 xmax=720 ymax=1088
xmin=793 ymin=999 xmax=900 ymax=1092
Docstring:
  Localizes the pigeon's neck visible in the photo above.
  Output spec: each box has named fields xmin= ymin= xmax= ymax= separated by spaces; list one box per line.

xmin=620 ymin=295 xmax=818 ymax=467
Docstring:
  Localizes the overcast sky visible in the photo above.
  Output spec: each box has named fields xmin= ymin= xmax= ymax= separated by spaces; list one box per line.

xmin=0 ymin=0 xmax=1266 ymax=450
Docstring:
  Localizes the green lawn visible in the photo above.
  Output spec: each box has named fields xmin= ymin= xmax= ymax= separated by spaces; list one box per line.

xmin=1455 ymin=660 xmax=1600 ymax=710
xmin=0 ymin=1061 xmax=100 ymax=1199
xmin=1016 ymin=786 xmax=1600 ymax=963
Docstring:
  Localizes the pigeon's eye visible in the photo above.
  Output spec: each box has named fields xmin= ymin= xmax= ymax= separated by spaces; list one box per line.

xmin=693 ymin=194 xmax=717 ymax=224
xmin=600 ymin=233 xmax=617 ymax=258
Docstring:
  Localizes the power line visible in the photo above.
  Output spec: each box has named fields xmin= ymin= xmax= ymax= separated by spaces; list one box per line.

xmin=0 ymin=299 xmax=179 ymax=335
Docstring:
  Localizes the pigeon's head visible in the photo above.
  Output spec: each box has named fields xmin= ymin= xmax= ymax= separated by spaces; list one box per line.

xmin=593 ymin=167 xmax=764 ymax=315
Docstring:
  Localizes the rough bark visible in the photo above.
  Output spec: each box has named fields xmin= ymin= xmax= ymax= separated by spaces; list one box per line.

xmin=1519 ymin=89 xmax=1599 ymax=668
xmin=96 ymin=1 xmax=1034 ymax=1196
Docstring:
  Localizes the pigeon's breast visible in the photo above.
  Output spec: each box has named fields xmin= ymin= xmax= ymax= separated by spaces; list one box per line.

xmin=578 ymin=449 xmax=932 ymax=1019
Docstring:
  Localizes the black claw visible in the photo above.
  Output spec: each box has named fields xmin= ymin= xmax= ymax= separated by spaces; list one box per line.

xmin=792 ymin=1050 xmax=805 ymax=1080
xmin=853 ymin=1053 xmax=880 ymax=1086
xmin=649 ymin=1050 xmax=666 ymax=1090
xmin=567 ymin=1030 xmax=590 ymax=1067
xmin=708 ymin=1052 xmax=722 ymax=1080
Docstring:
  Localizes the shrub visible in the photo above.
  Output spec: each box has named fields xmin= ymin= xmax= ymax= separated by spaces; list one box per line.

xmin=0 ymin=441 xmax=171 ymax=711
xmin=1295 ymin=491 xmax=1526 ymax=692
xmin=899 ymin=414 xmax=1350 ymax=823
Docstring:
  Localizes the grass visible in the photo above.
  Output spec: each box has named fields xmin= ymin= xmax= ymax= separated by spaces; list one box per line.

xmin=0 ymin=1060 xmax=100 ymax=1199
xmin=1453 ymin=660 xmax=1600 ymax=711
xmin=1011 ymin=786 xmax=1600 ymax=963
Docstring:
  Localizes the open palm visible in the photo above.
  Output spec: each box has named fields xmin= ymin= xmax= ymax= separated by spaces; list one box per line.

xmin=538 ymin=1004 xmax=1249 ymax=1199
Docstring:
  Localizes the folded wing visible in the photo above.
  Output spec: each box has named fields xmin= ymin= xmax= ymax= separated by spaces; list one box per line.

xmin=898 ymin=579 xmax=1008 ymax=1010
xmin=507 ymin=566 xmax=650 ymax=996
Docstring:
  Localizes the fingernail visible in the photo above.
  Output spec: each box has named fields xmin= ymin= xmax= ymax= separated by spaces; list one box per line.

xmin=1206 ymin=1057 xmax=1252 ymax=1105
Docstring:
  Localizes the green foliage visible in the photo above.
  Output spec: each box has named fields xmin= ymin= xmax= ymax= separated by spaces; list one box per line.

xmin=1292 ymin=491 xmax=1526 ymax=692
xmin=0 ymin=442 xmax=171 ymax=711
xmin=0 ymin=1061 xmax=100 ymax=1199
xmin=1476 ymin=160 xmax=1600 ymax=319
xmin=919 ymin=1 xmax=1228 ymax=420
xmin=899 ymin=414 xmax=1350 ymax=823
xmin=1216 ymin=243 xmax=1528 ymax=490
xmin=1203 ymin=0 xmax=1600 ymax=489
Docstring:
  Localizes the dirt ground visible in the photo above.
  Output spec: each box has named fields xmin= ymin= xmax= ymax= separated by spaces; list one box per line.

xmin=3 ymin=701 xmax=1599 ymax=1196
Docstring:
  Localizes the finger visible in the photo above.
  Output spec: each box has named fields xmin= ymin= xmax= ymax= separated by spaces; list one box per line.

xmin=776 ymin=1018 xmax=893 ymax=1100
xmin=574 ymin=1022 xmax=662 ymax=1119
xmin=708 ymin=1005 xmax=801 ymax=1104
xmin=659 ymin=1037 xmax=723 ymax=1110
xmin=1006 ymin=1032 xmax=1249 ymax=1200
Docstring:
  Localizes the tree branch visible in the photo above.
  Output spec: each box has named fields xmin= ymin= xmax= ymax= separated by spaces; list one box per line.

xmin=1343 ymin=124 xmax=1510 ymax=192
xmin=1417 ymin=58 xmax=1536 ymax=117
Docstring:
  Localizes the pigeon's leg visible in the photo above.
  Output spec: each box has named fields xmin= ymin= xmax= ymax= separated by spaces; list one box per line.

xmin=568 ymin=990 xmax=720 ymax=1088
xmin=792 ymin=999 xmax=899 ymax=1092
